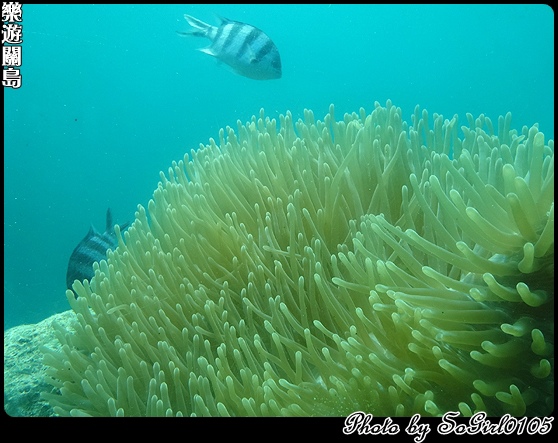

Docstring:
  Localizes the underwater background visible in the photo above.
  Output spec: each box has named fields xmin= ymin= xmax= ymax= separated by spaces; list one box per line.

xmin=3 ymin=4 xmax=554 ymax=330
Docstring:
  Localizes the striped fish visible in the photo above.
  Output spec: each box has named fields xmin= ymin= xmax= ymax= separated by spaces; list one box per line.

xmin=177 ymin=14 xmax=282 ymax=80
xmin=66 ymin=208 xmax=128 ymax=290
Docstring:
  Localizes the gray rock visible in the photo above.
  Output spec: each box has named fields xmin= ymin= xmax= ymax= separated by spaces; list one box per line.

xmin=4 ymin=310 xmax=76 ymax=417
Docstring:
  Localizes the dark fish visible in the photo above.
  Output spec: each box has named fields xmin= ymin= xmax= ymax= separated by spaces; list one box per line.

xmin=177 ymin=14 xmax=282 ymax=80
xmin=66 ymin=208 xmax=128 ymax=290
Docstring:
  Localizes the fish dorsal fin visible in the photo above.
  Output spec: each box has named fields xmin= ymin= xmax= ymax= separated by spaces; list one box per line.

xmin=84 ymin=224 xmax=98 ymax=241
xmin=216 ymin=15 xmax=232 ymax=24
xmin=105 ymin=208 xmax=113 ymax=233
xmin=87 ymin=225 xmax=96 ymax=236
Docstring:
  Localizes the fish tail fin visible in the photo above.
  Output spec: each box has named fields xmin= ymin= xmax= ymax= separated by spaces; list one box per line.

xmin=181 ymin=14 xmax=212 ymax=37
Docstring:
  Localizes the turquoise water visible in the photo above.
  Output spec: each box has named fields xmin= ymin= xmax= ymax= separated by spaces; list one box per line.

xmin=3 ymin=4 xmax=554 ymax=329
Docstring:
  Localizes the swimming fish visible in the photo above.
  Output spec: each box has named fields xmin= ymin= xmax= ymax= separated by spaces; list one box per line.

xmin=177 ymin=14 xmax=282 ymax=80
xmin=66 ymin=208 xmax=128 ymax=290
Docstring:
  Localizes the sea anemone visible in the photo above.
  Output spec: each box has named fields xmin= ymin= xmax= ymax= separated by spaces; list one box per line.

xmin=42 ymin=101 xmax=554 ymax=416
